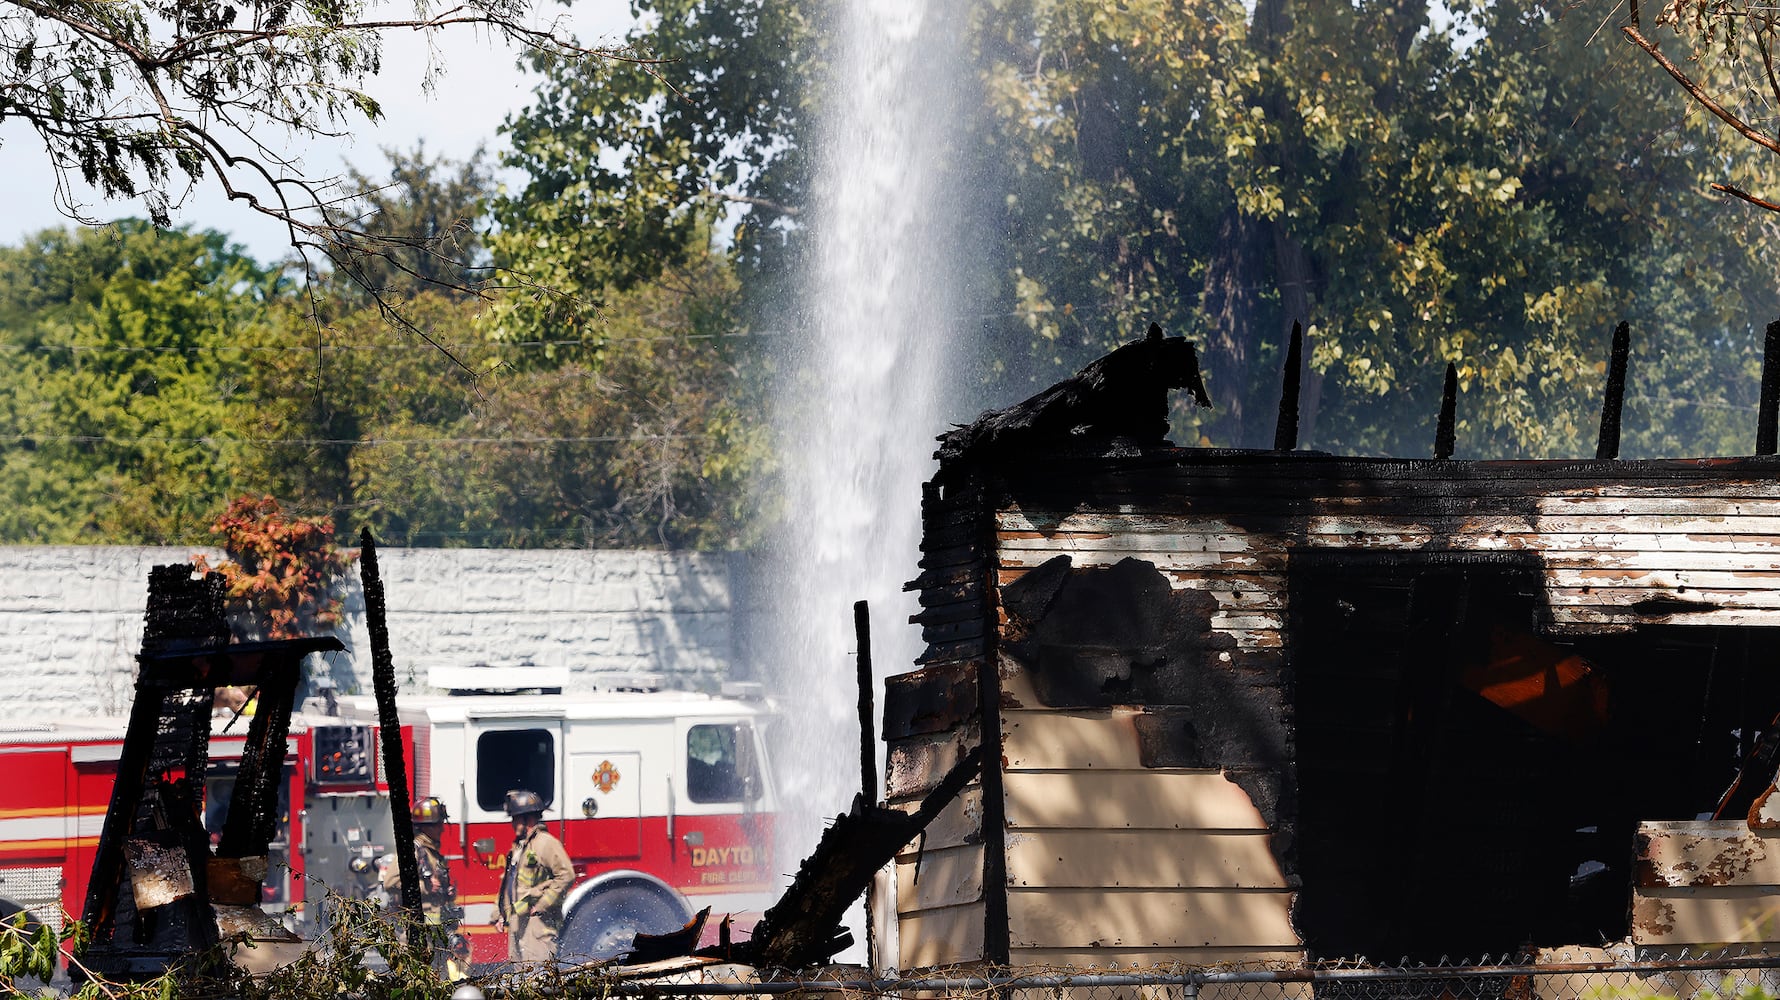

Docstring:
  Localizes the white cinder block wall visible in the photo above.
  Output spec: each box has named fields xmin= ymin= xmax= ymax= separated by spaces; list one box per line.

xmin=0 ymin=547 xmax=747 ymax=718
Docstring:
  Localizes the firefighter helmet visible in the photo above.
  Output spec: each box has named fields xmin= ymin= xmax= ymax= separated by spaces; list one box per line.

xmin=503 ymin=789 xmax=546 ymax=817
xmin=413 ymin=796 xmax=448 ymax=825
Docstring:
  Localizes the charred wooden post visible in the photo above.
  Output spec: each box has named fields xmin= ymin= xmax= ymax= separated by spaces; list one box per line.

xmin=855 ymin=600 xmax=876 ymax=807
xmin=1274 ymin=321 xmax=1304 ymax=451
xmin=1760 ymin=319 xmax=1780 ymax=455
xmin=360 ymin=529 xmax=424 ymax=956
xmin=1597 ymin=321 xmax=1631 ymax=460
xmin=1435 ymin=363 xmax=1458 ymax=460
xmin=79 ymin=566 xmax=341 ymax=981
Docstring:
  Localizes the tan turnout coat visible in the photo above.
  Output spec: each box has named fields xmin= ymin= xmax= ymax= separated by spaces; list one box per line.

xmin=498 ymin=825 xmax=574 ymax=963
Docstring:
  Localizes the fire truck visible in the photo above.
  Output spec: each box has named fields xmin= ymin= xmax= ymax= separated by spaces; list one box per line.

xmin=0 ymin=662 xmax=778 ymax=967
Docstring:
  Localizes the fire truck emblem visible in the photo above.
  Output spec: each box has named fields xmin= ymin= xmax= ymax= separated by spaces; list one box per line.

xmin=593 ymin=760 xmax=621 ymax=793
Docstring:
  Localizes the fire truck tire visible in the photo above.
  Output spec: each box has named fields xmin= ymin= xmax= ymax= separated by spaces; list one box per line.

xmin=557 ymin=880 xmax=692 ymax=963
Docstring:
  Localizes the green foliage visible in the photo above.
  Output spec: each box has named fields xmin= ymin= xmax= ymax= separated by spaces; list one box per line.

xmin=192 ymin=495 xmax=357 ymax=639
xmin=0 ymin=221 xmax=278 ymax=542
xmin=0 ymin=887 xmax=626 ymax=1000
xmin=491 ymin=1 xmax=821 ymax=343
xmin=506 ymin=0 xmax=1779 ymax=460
xmin=1625 ymin=0 xmax=1780 ymax=214
xmin=0 ymin=1 xmax=605 ymax=243
xmin=0 ymin=139 xmax=765 ymax=551
xmin=247 ymin=245 xmax=769 ymax=549
xmin=976 ymin=0 xmax=1780 ymax=457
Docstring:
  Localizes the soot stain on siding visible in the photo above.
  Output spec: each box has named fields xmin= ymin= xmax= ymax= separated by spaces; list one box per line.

xmin=998 ymin=553 xmax=1292 ymax=842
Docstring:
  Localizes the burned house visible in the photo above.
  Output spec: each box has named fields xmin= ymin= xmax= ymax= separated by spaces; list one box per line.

xmin=879 ymin=326 xmax=1780 ymax=971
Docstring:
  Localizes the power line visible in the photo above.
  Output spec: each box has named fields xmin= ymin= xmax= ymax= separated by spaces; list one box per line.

xmin=1627 ymin=393 xmax=1758 ymax=413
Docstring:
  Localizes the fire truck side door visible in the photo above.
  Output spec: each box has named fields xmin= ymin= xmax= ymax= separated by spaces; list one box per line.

xmin=564 ymin=751 xmax=642 ymax=860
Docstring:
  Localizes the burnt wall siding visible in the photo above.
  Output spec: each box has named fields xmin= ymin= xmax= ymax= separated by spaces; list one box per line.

xmin=890 ymin=447 xmax=1780 ymax=969
xmin=994 ymin=454 xmax=1780 ymax=636
xmin=885 ymin=472 xmax=997 ymax=968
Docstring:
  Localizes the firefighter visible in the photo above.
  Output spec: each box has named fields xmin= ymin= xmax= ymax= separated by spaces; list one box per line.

xmin=494 ymin=788 xmax=573 ymax=965
xmin=383 ymin=797 xmax=458 ymax=915
xmin=383 ymin=796 xmax=461 ymax=964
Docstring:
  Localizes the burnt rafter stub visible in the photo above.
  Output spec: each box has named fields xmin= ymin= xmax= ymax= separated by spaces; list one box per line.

xmin=936 ymin=324 xmax=1211 ymax=467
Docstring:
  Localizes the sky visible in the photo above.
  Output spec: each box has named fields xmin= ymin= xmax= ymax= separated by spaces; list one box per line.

xmin=0 ymin=3 xmax=637 ymax=264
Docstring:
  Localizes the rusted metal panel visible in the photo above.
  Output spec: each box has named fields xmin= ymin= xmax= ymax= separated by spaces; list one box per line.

xmin=1634 ymin=821 xmax=1780 ymax=887
xmin=1631 ymin=886 xmax=1780 ymax=946
xmin=1007 ymin=886 xmax=1298 ymax=950
xmin=1004 ymin=772 xmax=1270 ymax=831
xmin=898 ymin=903 xmax=986 ymax=968
xmin=1004 ymin=830 xmax=1288 ymax=890
xmin=883 ymin=660 xmax=981 ymax=741
xmin=885 ymin=725 xmax=981 ymax=801
xmin=896 ymin=843 xmax=985 ymax=913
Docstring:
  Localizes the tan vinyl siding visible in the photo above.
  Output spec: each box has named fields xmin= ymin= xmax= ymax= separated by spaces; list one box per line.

xmin=896 ymin=843 xmax=984 ymax=912
xmin=1005 ymin=830 xmax=1288 ymax=889
xmin=1002 ymin=771 xmax=1270 ymax=831
xmin=898 ymin=903 xmax=987 ymax=968
xmin=997 ymin=703 xmax=1298 ymax=960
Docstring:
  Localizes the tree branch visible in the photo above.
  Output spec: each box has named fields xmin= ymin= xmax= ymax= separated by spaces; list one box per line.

xmin=1622 ymin=21 xmax=1780 ymax=157
xmin=1712 ymin=182 xmax=1780 ymax=212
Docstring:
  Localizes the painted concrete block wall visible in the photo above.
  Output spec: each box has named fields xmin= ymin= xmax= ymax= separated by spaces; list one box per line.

xmin=0 ymin=546 xmax=746 ymax=719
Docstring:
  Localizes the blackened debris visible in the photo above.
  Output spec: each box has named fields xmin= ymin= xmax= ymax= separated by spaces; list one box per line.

xmin=733 ymin=746 xmax=983 ymax=969
xmin=936 ymin=324 xmax=1210 ymax=465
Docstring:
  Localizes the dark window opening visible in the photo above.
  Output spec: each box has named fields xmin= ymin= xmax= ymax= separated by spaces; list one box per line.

xmin=686 ymin=723 xmax=762 ymax=803
xmin=476 ymin=729 xmax=555 ymax=812
xmin=1289 ymin=553 xmax=1780 ymax=963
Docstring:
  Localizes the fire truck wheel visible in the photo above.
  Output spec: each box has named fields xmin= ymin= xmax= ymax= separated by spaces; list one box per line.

xmin=558 ymin=881 xmax=691 ymax=963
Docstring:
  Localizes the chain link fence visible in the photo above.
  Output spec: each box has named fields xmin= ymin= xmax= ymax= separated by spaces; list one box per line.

xmin=563 ymin=953 xmax=1780 ymax=1000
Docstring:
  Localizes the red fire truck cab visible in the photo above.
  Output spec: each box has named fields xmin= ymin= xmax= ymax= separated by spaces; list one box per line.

xmin=0 ymin=663 xmax=778 ymax=968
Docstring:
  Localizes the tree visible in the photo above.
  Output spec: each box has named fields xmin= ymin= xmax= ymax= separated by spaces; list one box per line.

xmin=340 ymin=237 xmax=765 ymax=549
xmin=334 ymin=144 xmax=496 ymax=301
xmin=501 ymin=0 xmax=1778 ymax=459
xmin=237 ymin=145 xmax=768 ymax=548
xmin=977 ymin=0 xmax=1780 ymax=456
xmin=491 ymin=0 xmax=818 ymax=345
xmin=0 ymin=1 xmax=627 ymax=311
xmin=1620 ymin=0 xmax=1780 ymax=214
xmin=193 ymin=493 xmax=356 ymax=639
xmin=0 ymin=220 xmax=279 ymax=542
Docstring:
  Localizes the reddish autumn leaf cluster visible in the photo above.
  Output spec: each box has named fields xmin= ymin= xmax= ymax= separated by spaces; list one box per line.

xmin=195 ymin=495 xmax=357 ymax=640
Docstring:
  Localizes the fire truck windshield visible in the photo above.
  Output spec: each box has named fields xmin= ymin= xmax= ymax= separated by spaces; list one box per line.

xmin=686 ymin=723 xmax=762 ymax=803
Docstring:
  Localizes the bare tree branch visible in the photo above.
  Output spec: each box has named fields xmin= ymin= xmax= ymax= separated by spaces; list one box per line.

xmin=1712 ymin=181 xmax=1780 ymax=212
xmin=1622 ymin=22 xmax=1780 ymax=157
